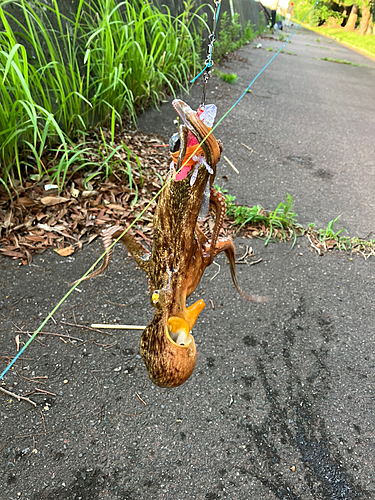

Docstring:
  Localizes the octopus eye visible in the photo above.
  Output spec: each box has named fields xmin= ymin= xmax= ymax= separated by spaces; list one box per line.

xmin=151 ymin=290 xmax=160 ymax=304
xmin=169 ymin=132 xmax=180 ymax=153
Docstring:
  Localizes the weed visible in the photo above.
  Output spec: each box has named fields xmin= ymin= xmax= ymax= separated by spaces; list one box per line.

xmin=219 ymin=189 xmax=375 ymax=258
xmin=214 ymin=69 xmax=238 ymax=84
xmin=318 ymin=216 xmax=346 ymax=241
xmin=215 ymin=12 xmax=255 ymax=61
xmin=266 ymin=47 xmax=273 ymax=52
xmin=217 ymin=189 xmax=300 ymax=247
xmin=0 ymin=0 xmax=205 ymax=191
xmin=308 ymin=27 xmax=375 ymax=57
xmin=266 ymin=193 xmax=298 ymax=246
xmin=279 ymin=34 xmax=285 ymax=41
xmin=319 ymin=57 xmax=366 ymax=67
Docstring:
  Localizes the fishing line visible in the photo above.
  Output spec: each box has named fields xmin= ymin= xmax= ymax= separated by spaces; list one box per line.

xmin=196 ymin=1 xmax=319 ymax=141
xmin=0 ymin=4 xmax=318 ymax=382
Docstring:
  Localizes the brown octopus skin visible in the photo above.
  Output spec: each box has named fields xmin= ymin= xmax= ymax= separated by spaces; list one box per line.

xmin=80 ymin=100 xmax=266 ymax=387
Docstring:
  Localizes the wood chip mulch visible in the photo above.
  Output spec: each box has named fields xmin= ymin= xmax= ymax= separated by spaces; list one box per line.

xmin=0 ymin=130 xmax=171 ymax=265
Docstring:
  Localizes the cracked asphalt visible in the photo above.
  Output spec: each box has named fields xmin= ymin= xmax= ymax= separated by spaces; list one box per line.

xmin=1 ymin=27 xmax=375 ymax=500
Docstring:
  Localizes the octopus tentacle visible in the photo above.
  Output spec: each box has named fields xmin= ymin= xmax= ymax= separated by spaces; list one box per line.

xmin=77 ymin=225 xmax=151 ymax=282
xmin=208 ymin=188 xmax=227 ymax=265
xmin=203 ymin=236 xmax=268 ymax=303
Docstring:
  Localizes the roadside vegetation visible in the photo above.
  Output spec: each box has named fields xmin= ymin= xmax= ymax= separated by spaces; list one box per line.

xmin=213 ymin=11 xmax=257 ymax=61
xmin=217 ymin=187 xmax=375 ymax=258
xmin=292 ymin=0 xmax=375 ymax=57
xmin=0 ymin=0 xmax=207 ymax=192
xmin=318 ymin=56 xmax=368 ymax=65
xmin=308 ymin=26 xmax=375 ymax=56
xmin=0 ymin=0 xmax=261 ymax=195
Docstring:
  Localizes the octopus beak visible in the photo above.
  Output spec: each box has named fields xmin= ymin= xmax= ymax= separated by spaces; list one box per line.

xmin=167 ymin=316 xmax=190 ymax=345
xmin=167 ymin=299 xmax=206 ymax=346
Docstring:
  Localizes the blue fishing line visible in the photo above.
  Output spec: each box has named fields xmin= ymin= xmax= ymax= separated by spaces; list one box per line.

xmin=0 ymin=3 xmax=318 ymax=383
xmin=191 ymin=1 xmax=221 ymax=83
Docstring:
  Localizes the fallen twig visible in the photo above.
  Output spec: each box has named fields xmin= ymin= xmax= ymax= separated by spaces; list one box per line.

xmin=10 ymin=295 xmax=28 ymax=307
xmin=248 ymin=258 xmax=263 ymax=266
xmin=90 ymin=324 xmax=146 ymax=330
xmin=12 ymin=323 xmax=48 ymax=346
xmin=241 ymin=143 xmax=259 ymax=155
xmin=34 ymin=388 xmax=57 ymax=397
xmin=210 ymin=261 xmax=221 ymax=281
xmin=136 ymin=393 xmax=147 ymax=406
xmin=14 ymin=429 xmax=60 ymax=439
xmin=0 ymin=386 xmax=37 ymax=407
xmin=39 ymin=409 xmax=47 ymax=434
xmin=224 ymin=156 xmax=239 ymax=174
xmin=16 ymin=371 xmax=46 ymax=385
xmin=60 ymin=321 xmax=113 ymax=336
xmin=236 ymin=246 xmax=249 ymax=262
xmin=16 ymin=330 xmax=83 ymax=342
xmin=93 ymin=341 xmax=117 ymax=348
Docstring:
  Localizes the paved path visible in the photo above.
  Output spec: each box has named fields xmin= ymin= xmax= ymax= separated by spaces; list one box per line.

xmin=1 ymin=27 xmax=375 ymax=500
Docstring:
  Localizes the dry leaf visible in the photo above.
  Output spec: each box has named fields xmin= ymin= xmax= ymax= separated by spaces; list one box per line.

xmin=40 ymin=196 xmax=70 ymax=206
xmin=54 ymin=245 xmax=75 ymax=256
xmin=107 ymin=203 xmax=126 ymax=211
xmin=3 ymin=210 xmax=13 ymax=229
xmin=70 ymin=183 xmax=80 ymax=198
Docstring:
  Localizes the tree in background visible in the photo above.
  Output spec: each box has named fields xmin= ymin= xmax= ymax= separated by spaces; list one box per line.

xmin=358 ymin=0 xmax=372 ymax=34
xmin=292 ymin=0 xmax=374 ymax=34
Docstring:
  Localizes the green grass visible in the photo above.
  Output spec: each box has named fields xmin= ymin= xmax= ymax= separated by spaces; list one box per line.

xmin=214 ymin=70 xmax=238 ymax=84
xmin=214 ymin=11 xmax=256 ymax=61
xmin=319 ymin=57 xmax=366 ymax=66
xmin=266 ymin=47 xmax=273 ymax=52
xmin=0 ymin=0 xmax=205 ymax=191
xmin=219 ymin=189 xmax=300 ymax=247
xmin=218 ymin=187 xmax=375 ymax=257
xmin=306 ymin=26 xmax=375 ymax=58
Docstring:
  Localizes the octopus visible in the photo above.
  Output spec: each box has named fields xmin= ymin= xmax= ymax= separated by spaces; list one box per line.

xmin=82 ymin=100 xmax=266 ymax=387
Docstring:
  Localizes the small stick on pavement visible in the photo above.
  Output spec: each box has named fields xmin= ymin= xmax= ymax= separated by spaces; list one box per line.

xmin=236 ymin=246 xmax=249 ymax=262
xmin=35 ymin=388 xmax=57 ymax=397
xmin=14 ymin=329 xmax=83 ymax=342
xmin=210 ymin=261 xmax=221 ymax=281
xmin=241 ymin=143 xmax=259 ymax=155
xmin=91 ymin=324 xmax=146 ymax=330
xmin=16 ymin=371 xmax=46 ymax=385
xmin=248 ymin=258 xmax=263 ymax=266
xmin=224 ymin=156 xmax=239 ymax=174
xmin=136 ymin=393 xmax=147 ymax=406
xmin=209 ymin=299 xmax=215 ymax=310
xmin=93 ymin=341 xmax=117 ymax=348
xmin=40 ymin=331 xmax=84 ymax=341
xmin=60 ymin=321 xmax=113 ymax=336
xmin=0 ymin=386 xmax=37 ymax=407
xmin=12 ymin=323 xmax=48 ymax=346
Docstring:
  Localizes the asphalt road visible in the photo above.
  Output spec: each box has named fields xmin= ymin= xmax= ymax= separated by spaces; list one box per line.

xmin=1 ymin=27 xmax=375 ymax=500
